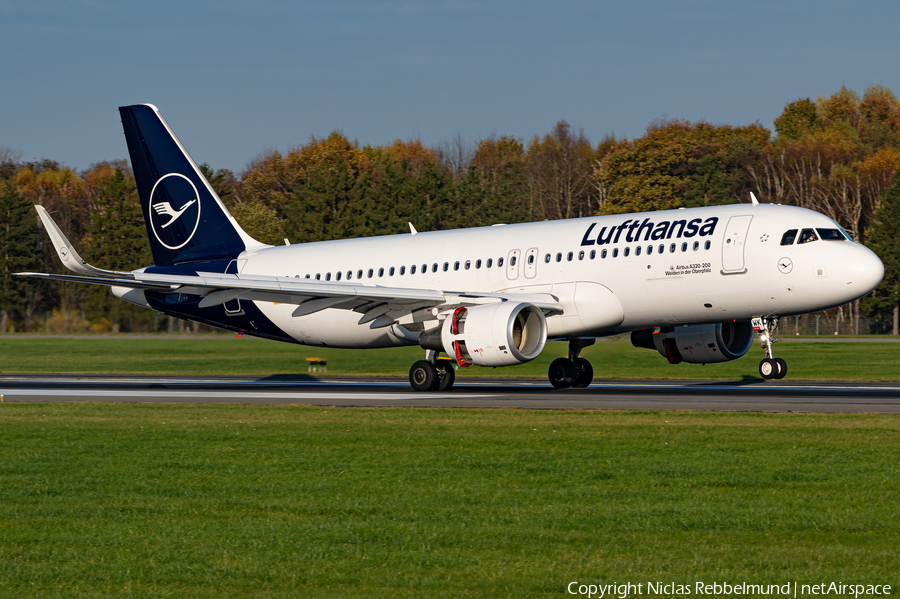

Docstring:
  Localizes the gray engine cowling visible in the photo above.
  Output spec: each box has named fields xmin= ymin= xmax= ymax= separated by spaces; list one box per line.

xmin=419 ymin=302 xmax=548 ymax=367
xmin=631 ymin=321 xmax=754 ymax=364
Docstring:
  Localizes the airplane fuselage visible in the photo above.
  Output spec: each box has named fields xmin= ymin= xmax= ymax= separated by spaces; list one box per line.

xmin=176 ymin=203 xmax=881 ymax=349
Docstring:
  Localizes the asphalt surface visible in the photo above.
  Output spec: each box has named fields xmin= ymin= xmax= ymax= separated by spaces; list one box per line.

xmin=1 ymin=374 xmax=899 ymax=413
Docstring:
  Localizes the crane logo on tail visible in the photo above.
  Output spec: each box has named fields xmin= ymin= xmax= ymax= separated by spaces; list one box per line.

xmin=148 ymin=173 xmax=202 ymax=250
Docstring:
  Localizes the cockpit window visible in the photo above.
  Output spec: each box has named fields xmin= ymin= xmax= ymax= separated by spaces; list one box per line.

xmin=816 ymin=228 xmax=846 ymax=241
xmin=798 ymin=228 xmax=818 ymax=244
xmin=780 ymin=229 xmax=798 ymax=245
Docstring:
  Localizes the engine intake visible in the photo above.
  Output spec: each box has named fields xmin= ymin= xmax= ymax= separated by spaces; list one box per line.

xmin=631 ymin=321 xmax=754 ymax=364
xmin=419 ymin=302 xmax=548 ymax=367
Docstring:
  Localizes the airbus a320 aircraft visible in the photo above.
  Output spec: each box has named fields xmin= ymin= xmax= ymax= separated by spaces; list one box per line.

xmin=20 ymin=105 xmax=885 ymax=390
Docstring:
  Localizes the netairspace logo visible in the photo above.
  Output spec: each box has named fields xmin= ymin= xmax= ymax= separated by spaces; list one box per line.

xmin=566 ymin=581 xmax=892 ymax=598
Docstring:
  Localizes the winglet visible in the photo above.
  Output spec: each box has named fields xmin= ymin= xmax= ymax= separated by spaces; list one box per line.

xmin=409 ymin=222 xmax=418 ymax=235
xmin=34 ymin=205 xmax=132 ymax=279
xmin=750 ymin=192 xmax=760 ymax=206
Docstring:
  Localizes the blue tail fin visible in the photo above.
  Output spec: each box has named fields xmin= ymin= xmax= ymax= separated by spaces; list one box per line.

xmin=119 ymin=104 xmax=265 ymax=266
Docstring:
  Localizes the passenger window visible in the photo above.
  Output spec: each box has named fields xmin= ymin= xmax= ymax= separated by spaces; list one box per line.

xmin=378 ymin=268 xmax=384 ymax=277
xmin=443 ymin=262 xmax=449 ymax=272
xmin=798 ymin=228 xmax=818 ymax=244
xmin=432 ymin=263 xmax=438 ymax=273
xmin=780 ymin=229 xmax=798 ymax=245
xmin=305 ymin=274 xmax=311 ymax=279
xmin=510 ymin=256 xmax=517 ymax=266
xmin=601 ymin=249 xmax=608 ymax=259
xmin=681 ymin=242 xmax=688 ymax=252
xmin=578 ymin=251 xmax=584 ymax=260
xmin=487 ymin=259 xmax=493 ymax=268
xmin=476 ymin=259 xmax=482 ymax=269
xmin=336 ymin=271 xmax=342 ymax=281
xmin=544 ymin=254 xmax=551 ymax=263
xmin=368 ymin=269 xmax=374 ymax=278
xmin=454 ymin=261 xmax=460 ymax=271
xmin=465 ymin=260 xmax=471 ymax=269
xmin=613 ymin=248 xmax=619 ymax=258
xmin=647 ymin=245 xmax=653 ymax=255
xmin=498 ymin=257 xmax=504 ymax=267
xmin=817 ymin=228 xmax=846 ymax=240
xmin=590 ymin=250 xmax=596 ymax=259
xmin=316 ymin=273 xmax=321 ymax=280
xmin=567 ymin=252 xmax=573 ymax=261
xmin=704 ymin=240 xmax=711 ymax=250
xmin=421 ymin=264 xmax=426 ymax=274
xmin=556 ymin=253 xmax=562 ymax=262
xmin=658 ymin=244 xmax=665 ymax=254
xmin=357 ymin=270 xmax=363 ymax=279
xmin=669 ymin=244 xmax=676 ymax=253
xmin=411 ymin=265 xmax=417 ymax=274
xmin=389 ymin=267 xmax=395 ymax=276
xmin=347 ymin=271 xmax=352 ymax=280
xmin=635 ymin=246 xmax=641 ymax=256
xmin=624 ymin=247 xmax=630 ymax=257
xmin=325 ymin=273 xmax=331 ymax=281
xmin=693 ymin=241 xmax=699 ymax=251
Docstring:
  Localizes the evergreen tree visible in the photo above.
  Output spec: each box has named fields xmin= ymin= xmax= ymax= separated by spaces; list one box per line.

xmin=0 ymin=183 xmax=41 ymax=332
xmin=82 ymin=169 xmax=153 ymax=332
xmin=864 ymin=171 xmax=900 ymax=334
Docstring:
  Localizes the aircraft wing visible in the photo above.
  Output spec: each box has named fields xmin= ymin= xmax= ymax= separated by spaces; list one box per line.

xmin=18 ymin=270 xmax=561 ymax=327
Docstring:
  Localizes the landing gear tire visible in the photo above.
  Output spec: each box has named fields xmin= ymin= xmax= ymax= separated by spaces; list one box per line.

xmin=572 ymin=357 xmax=594 ymax=388
xmin=549 ymin=357 xmax=577 ymax=389
xmin=434 ymin=361 xmax=456 ymax=391
xmin=759 ymin=358 xmax=777 ymax=380
xmin=409 ymin=360 xmax=438 ymax=391
xmin=774 ymin=357 xmax=787 ymax=380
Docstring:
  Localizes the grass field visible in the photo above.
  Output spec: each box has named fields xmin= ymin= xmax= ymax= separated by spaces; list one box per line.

xmin=0 ymin=334 xmax=898 ymax=381
xmin=1 ymin=403 xmax=898 ymax=598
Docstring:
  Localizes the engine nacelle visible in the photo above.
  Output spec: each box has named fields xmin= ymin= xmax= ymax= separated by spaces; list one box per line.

xmin=631 ymin=321 xmax=754 ymax=364
xmin=420 ymin=302 xmax=548 ymax=367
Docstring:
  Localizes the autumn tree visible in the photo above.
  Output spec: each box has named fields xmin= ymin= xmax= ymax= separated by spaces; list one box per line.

xmin=598 ymin=120 xmax=769 ymax=214
xmin=526 ymin=121 xmax=595 ymax=220
xmin=454 ymin=136 xmax=530 ymax=227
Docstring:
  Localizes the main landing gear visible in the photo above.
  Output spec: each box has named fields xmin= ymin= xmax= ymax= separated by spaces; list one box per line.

xmin=409 ymin=351 xmax=456 ymax=391
xmin=548 ymin=338 xmax=595 ymax=389
xmin=756 ymin=317 xmax=787 ymax=380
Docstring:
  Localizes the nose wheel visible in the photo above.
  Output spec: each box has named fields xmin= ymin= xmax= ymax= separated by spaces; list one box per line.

xmin=755 ymin=317 xmax=787 ymax=380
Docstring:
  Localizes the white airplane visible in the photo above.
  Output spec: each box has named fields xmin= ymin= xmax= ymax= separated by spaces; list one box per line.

xmin=20 ymin=105 xmax=885 ymax=390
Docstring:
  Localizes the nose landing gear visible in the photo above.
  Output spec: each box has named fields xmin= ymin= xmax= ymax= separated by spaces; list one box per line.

xmin=548 ymin=338 xmax=595 ymax=389
xmin=754 ymin=317 xmax=787 ymax=380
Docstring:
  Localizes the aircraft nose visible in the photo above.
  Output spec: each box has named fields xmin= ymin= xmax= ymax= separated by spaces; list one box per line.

xmin=844 ymin=244 xmax=884 ymax=296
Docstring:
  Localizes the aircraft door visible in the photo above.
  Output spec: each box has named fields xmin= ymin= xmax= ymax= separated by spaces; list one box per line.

xmin=721 ymin=215 xmax=753 ymax=274
xmin=524 ymin=248 xmax=538 ymax=279
xmin=507 ymin=249 xmax=521 ymax=280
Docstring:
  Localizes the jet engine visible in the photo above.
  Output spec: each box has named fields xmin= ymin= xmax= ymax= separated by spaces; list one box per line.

xmin=419 ymin=302 xmax=548 ymax=367
xmin=631 ymin=321 xmax=754 ymax=364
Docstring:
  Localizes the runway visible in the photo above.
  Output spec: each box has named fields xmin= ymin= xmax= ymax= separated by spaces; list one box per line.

xmin=2 ymin=374 xmax=899 ymax=413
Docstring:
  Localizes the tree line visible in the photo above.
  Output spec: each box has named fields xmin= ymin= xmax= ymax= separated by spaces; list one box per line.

xmin=1 ymin=84 xmax=899 ymax=334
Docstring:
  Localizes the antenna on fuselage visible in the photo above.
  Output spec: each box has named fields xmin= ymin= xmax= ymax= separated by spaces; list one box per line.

xmin=409 ymin=222 xmax=418 ymax=235
xmin=750 ymin=192 xmax=760 ymax=206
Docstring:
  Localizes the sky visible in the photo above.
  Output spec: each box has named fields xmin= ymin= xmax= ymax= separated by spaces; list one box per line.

xmin=2 ymin=0 xmax=899 ymax=175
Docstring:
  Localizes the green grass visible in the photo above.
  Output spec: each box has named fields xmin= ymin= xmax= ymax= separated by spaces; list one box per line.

xmin=1 ymin=335 xmax=899 ymax=380
xmin=0 ymin=404 xmax=898 ymax=597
